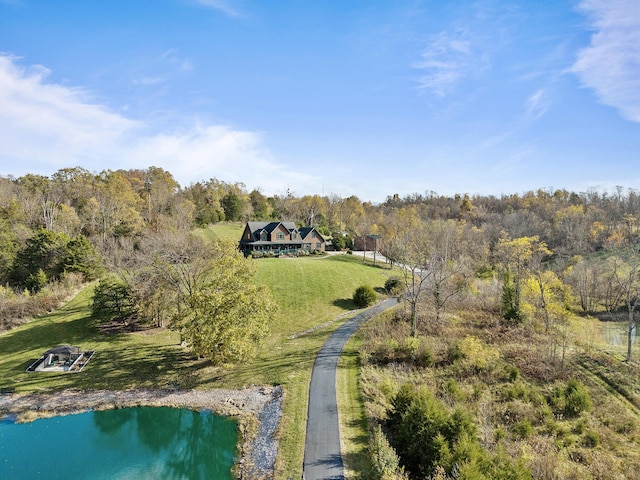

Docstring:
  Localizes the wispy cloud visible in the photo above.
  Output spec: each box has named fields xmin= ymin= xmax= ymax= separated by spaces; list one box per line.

xmin=571 ymin=0 xmax=640 ymax=122
xmin=0 ymin=54 xmax=313 ymax=192
xmin=193 ymin=0 xmax=240 ymax=17
xmin=524 ymin=89 xmax=550 ymax=122
xmin=413 ymin=26 xmax=489 ymax=97
xmin=130 ymin=49 xmax=192 ymax=87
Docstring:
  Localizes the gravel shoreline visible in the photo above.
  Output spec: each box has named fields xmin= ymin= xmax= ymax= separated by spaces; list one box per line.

xmin=0 ymin=386 xmax=283 ymax=479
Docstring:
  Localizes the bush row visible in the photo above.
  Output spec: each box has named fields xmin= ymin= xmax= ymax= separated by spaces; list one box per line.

xmin=0 ymin=272 xmax=84 ymax=331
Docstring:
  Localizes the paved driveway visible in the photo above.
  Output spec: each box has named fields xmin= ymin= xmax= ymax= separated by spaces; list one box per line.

xmin=302 ymin=298 xmax=397 ymax=480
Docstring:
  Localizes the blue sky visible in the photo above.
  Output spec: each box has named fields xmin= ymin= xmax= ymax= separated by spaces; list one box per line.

xmin=1 ymin=0 xmax=639 ymax=202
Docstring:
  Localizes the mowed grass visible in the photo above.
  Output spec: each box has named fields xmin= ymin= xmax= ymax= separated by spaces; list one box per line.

xmin=338 ymin=333 xmax=373 ymax=479
xmin=0 ymin=252 xmax=391 ymax=479
xmin=0 ymin=286 xmax=191 ymax=393
xmin=197 ymin=254 xmax=391 ymax=478
xmin=195 ymin=222 xmax=245 ymax=243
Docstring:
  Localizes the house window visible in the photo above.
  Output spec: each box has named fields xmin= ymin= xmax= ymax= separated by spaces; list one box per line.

xmin=277 ymin=232 xmax=284 ymax=240
xmin=316 ymin=242 xmax=322 ymax=249
xmin=261 ymin=232 xmax=267 ymax=241
xmin=312 ymin=231 xmax=316 ymax=238
xmin=292 ymin=233 xmax=297 ymax=239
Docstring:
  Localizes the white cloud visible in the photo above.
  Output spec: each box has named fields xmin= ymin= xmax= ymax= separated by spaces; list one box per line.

xmin=131 ymin=76 xmax=166 ymax=86
xmin=0 ymin=55 xmax=139 ymax=157
xmin=413 ymin=29 xmax=487 ymax=97
xmin=130 ymin=49 xmax=192 ymax=87
xmin=0 ymin=54 xmax=313 ymax=193
xmin=572 ymin=0 xmax=640 ymax=122
xmin=193 ymin=0 xmax=240 ymax=17
xmin=524 ymin=89 xmax=549 ymax=122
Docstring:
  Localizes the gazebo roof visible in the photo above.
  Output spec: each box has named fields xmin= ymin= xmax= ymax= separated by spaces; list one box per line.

xmin=44 ymin=345 xmax=81 ymax=356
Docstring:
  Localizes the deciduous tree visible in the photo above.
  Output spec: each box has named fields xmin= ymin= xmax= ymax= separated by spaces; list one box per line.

xmin=495 ymin=234 xmax=551 ymax=324
xmin=92 ymin=276 xmax=137 ymax=322
xmin=171 ymin=239 xmax=276 ymax=363
xmin=604 ymin=248 xmax=640 ymax=361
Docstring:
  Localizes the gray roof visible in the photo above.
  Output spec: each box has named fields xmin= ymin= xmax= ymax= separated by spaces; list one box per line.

xmin=44 ymin=345 xmax=80 ymax=356
xmin=246 ymin=221 xmax=296 ymax=233
xmin=244 ymin=221 xmax=298 ymax=242
xmin=299 ymin=227 xmax=326 ymax=241
xmin=241 ymin=222 xmax=325 ymax=245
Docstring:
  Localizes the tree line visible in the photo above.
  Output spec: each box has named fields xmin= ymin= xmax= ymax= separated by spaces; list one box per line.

xmin=1 ymin=166 xmax=638 ymax=361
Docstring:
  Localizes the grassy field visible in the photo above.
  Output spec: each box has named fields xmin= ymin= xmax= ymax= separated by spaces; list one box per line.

xmin=204 ymin=253 xmax=392 ymax=478
xmin=194 ymin=222 xmax=245 ymax=243
xmin=338 ymin=332 xmax=373 ymax=478
xmin=0 ymin=248 xmax=391 ymax=479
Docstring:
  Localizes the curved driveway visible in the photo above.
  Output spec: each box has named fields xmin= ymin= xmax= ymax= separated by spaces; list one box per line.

xmin=302 ymin=298 xmax=397 ymax=480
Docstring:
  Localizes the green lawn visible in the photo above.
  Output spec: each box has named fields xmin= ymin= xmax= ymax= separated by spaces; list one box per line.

xmin=0 ymin=286 xmax=190 ymax=393
xmin=338 ymin=333 xmax=373 ymax=478
xmin=0 ymin=253 xmax=391 ymax=479
xmin=198 ymin=254 xmax=391 ymax=477
xmin=194 ymin=222 xmax=245 ymax=243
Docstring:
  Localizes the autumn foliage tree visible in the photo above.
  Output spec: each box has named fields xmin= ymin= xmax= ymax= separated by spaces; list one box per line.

xmin=495 ymin=234 xmax=551 ymax=324
xmin=170 ymin=239 xmax=276 ymax=364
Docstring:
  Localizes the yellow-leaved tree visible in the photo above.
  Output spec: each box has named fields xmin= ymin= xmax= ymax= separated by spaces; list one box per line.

xmin=171 ymin=239 xmax=276 ymax=364
xmin=495 ymin=234 xmax=551 ymax=324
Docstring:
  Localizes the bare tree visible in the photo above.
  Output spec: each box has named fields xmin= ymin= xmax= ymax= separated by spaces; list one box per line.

xmin=384 ymin=219 xmax=473 ymax=335
xmin=604 ymin=247 xmax=640 ymax=361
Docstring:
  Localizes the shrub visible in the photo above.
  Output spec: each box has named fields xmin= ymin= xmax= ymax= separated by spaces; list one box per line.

xmin=332 ymin=234 xmax=347 ymax=251
xmin=388 ymin=385 xmax=532 ymax=479
xmin=401 ymin=336 xmax=420 ymax=361
xmin=564 ymin=380 xmax=592 ymax=417
xmin=513 ymin=419 xmax=534 ymax=438
xmin=507 ymin=365 xmax=520 ymax=382
xmin=443 ymin=379 xmax=462 ymax=401
xmin=583 ymin=430 xmax=600 ymax=448
xmin=353 ymin=284 xmax=377 ymax=308
xmin=417 ymin=348 xmax=434 ymax=368
xmin=476 ymin=264 xmax=495 ymax=280
xmin=368 ymin=424 xmax=407 ymax=479
xmin=447 ymin=342 xmax=464 ymax=364
xmin=550 ymin=379 xmax=592 ymax=418
xmin=26 ymin=268 xmax=48 ymax=293
xmin=457 ymin=335 xmax=499 ymax=372
xmin=385 ymin=277 xmax=404 ymax=295
xmin=0 ymin=273 xmax=84 ymax=332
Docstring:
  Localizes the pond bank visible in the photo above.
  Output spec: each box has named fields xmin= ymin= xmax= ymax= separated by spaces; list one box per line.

xmin=0 ymin=386 xmax=283 ymax=479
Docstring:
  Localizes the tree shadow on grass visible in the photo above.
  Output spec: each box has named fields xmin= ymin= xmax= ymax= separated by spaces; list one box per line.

xmin=80 ymin=344 xmax=207 ymax=390
xmin=342 ymin=418 xmax=372 ymax=480
xmin=333 ymin=299 xmax=355 ymax=310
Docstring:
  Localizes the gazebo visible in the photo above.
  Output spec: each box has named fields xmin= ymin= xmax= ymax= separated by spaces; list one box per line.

xmin=26 ymin=345 xmax=93 ymax=373
xmin=43 ymin=345 xmax=81 ymax=365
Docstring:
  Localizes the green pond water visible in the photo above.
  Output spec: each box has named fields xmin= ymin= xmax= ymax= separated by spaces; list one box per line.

xmin=0 ymin=406 xmax=237 ymax=480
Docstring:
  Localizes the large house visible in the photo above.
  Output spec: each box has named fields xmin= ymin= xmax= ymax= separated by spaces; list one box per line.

xmin=239 ymin=221 xmax=326 ymax=257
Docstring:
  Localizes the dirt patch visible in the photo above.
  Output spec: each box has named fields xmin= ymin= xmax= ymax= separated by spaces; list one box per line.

xmin=0 ymin=386 xmax=283 ymax=479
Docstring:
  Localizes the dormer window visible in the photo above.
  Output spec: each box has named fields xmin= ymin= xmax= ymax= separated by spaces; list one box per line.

xmin=261 ymin=232 xmax=267 ymax=241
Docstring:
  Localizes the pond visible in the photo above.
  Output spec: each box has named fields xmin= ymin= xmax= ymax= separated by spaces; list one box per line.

xmin=0 ymin=406 xmax=237 ymax=480
xmin=601 ymin=321 xmax=638 ymax=347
